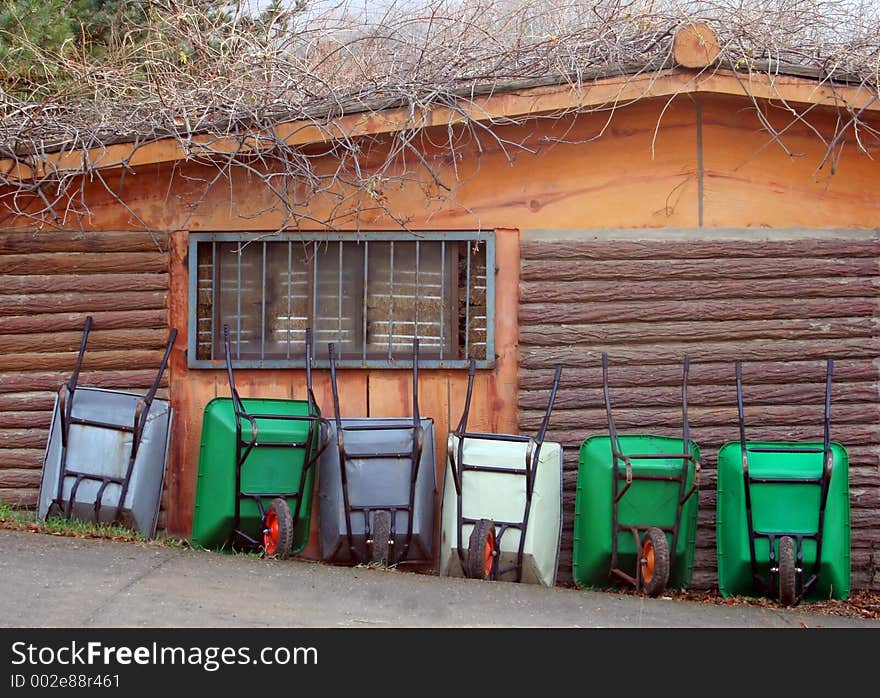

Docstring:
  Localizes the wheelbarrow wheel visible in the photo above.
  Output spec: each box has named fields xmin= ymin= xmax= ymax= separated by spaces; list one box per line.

xmin=778 ymin=536 xmax=797 ymax=607
xmin=640 ymin=527 xmax=670 ymax=597
xmin=371 ymin=510 xmax=392 ymax=565
xmin=466 ymin=519 xmax=496 ymax=580
xmin=263 ymin=498 xmax=294 ymax=560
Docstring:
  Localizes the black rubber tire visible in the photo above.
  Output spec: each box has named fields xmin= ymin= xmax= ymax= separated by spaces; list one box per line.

xmin=640 ymin=527 xmax=670 ymax=597
xmin=264 ymin=498 xmax=294 ymax=560
xmin=371 ymin=510 xmax=392 ymax=565
xmin=778 ymin=536 xmax=797 ymax=607
xmin=466 ymin=519 xmax=496 ymax=580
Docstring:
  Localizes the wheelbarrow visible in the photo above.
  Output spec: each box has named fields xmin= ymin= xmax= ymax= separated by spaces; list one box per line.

xmin=37 ymin=316 xmax=177 ymax=538
xmin=190 ymin=325 xmax=331 ymax=558
xmin=439 ymin=361 xmax=563 ymax=585
xmin=716 ymin=359 xmax=850 ymax=606
xmin=317 ymin=338 xmax=436 ymax=566
xmin=573 ymin=354 xmax=700 ymax=597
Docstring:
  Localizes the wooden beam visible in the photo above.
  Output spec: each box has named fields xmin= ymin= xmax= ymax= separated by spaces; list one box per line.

xmin=0 ymin=329 xmax=170 ymax=354
xmin=0 ymin=310 xmax=167 ymax=335
xmin=0 ymin=350 xmax=167 ymax=372
xmin=0 ymin=230 xmax=168 ymax=254
xmin=519 ymin=337 xmax=879 ymax=368
xmin=519 ymin=297 xmax=880 ymax=325
xmin=519 ymin=359 xmax=878 ymax=389
xmin=1 ymin=274 xmax=169 ymax=294
xmin=0 ymin=252 xmax=167 ymax=275
xmin=0 ymin=291 xmax=167 ymax=315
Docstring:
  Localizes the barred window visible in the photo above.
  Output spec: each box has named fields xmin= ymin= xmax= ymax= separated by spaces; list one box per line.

xmin=187 ymin=232 xmax=494 ymax=368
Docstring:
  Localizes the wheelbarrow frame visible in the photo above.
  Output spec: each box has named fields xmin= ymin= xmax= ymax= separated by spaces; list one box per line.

xmin=47 ymin=315 xmax=177 ymax=527
xmin=603 ymin=353 xmax=700 ymax=595
xmin=735 ymin=358 xmax=835 ymax=605
xmin=447 ymin=361 xmax=562 ymax=583
xmin=223 ymin=324 xmax=331 ymax=555
xmin=326 ymin=338 xmax=427 ymax=565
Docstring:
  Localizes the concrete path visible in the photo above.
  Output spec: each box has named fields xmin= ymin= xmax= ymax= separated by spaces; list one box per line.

xmin=0 ymin=529 xmax=875 ymax=628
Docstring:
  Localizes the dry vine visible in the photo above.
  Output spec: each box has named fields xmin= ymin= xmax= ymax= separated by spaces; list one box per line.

xmin=0 ymin=0 xmax=878 ymax=232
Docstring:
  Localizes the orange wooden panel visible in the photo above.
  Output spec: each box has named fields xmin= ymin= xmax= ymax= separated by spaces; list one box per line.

xmin=701 ymin=95 xmax=880 ymax=227
xmin=9 ymin=97 xmax=700 ymax=233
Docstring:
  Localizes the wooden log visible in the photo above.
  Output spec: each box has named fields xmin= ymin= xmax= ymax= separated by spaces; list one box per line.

xmin=0 ymin=350 xmax=167 ymax=372
xmin=519 ymin=238 xmax=880 ymax=261
xmin=519 ymin=404 xmax=880 ymax=431
xmin=519 ymin=338 xmax=879 ymax=369
xmin=850 ymin=465 xmax=880 ymax=485
xmin=0 ymin=291 xmax=167 ymax=315
xmin=2 ymin=273 xmax=169 ymax=294
xmin=0 ymin=469 xmax=42 ymax=488
xmin=0 ymin=329 xmax=171 ymax=354
xmin=851 ymin=488 xmax=880 ymax=508
xmin=0 ymin=449 xmax=45 ymax=469
xmin=519 ymin=298 xmax=879 ymax=325
xmin=0 ymin=393 xmax=56 ymax=412
xmin=0 ymin=310 xmax=167 ymax=335
xmin=519 ymin=382 xmax=880 ymax=410
xmin=519 ymin=360 xmax=878 ymax=390
xmin=0 ymin=370 xmax=168 ymax=394
xmin=0 ymin=230 xmax=168 ymax=254
xmin=558 ymin=446 xmax=880 ymax=471
xmin=520 ymin=277 xmax=880 ymax=303
xmin=0 ymin=252 xmax=167 ymax=275
xmin=0 ymin=429 xmax=49 ymax=449
xmin=674 ymin=23 xmax=721 ymax=68
xmin=0 ymin=412 xmax=52 ymax=430
xmin=0 ymin=488 xmax=38 ymax=507
xmin=540 ymin=425 xmax=880 ymax=448
xmin=519 ymin=318 xmax=879 ymax=346
xmin=520 ymin=257 xmax=880 ymax=282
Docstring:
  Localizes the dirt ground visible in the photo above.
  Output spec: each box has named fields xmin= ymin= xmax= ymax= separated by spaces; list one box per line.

xmin=575 ymin=584 xmax=880 ymax=621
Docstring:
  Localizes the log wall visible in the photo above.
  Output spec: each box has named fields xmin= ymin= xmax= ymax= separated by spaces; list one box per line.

xmin=518 ymin=229 xmax=880 ymax=590
xmin=0 ymin=231 xmax=170 ymax=515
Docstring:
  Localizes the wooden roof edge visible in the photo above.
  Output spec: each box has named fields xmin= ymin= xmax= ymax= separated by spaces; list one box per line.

xmin=3 ymin=65 xmax=878 ymax=182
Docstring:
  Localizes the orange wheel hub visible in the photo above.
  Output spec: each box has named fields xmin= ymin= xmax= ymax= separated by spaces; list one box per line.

xmin=264 ymin=510 xmax=279 ymax=555
xmin=641 ymin=537 xmax=655 ymax=584
xmin=484 ymin=530 xmax=496 ymax=578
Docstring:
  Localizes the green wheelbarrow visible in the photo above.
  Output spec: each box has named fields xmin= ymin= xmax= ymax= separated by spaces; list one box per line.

xmin=191 ymin=325 xmax=331 ymax=558
xmin=573 ymin=354 xmax=701 ymax=597
xmin=716 ymin=359 xmax=850 ymax=606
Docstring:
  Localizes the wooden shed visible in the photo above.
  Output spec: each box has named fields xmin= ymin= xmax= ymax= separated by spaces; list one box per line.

xmin=1 ymin=21 xmax=878 ymax=591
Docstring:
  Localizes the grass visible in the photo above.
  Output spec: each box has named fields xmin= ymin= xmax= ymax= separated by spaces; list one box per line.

xmin=0 ymin=501 xmax=186 ymax=547
xmin=0 ymin=502 xmax=266 ymax=558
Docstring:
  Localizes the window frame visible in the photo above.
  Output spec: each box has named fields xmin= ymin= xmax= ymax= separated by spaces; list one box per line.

xmin=187 ymin=230 xmax=496 ymax=369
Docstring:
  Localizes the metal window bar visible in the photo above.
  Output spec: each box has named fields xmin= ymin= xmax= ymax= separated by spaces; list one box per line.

xmin=602 ymin=352 xmax=700 ymax=592
xmin=327 ymin=337 xmax=425 ymax=565
xmin=362 ymin=241 xmax=369 ymax=362
xmin=223 ymin=324 xmax=331 ymax=551
xmin=52 ymin=316 xmax=178 ymax=525
xmin=465 ymin=242 xmax=471 ymax=360
xmin=440 ymin=240 xmax=445 ymax=361
xmin=211 ymin=241 xmax=217 ymax=361
xmin=286 ymin=240 xmax=292 ymax=360
xmin=735 ymin=358 xmax=835 ymax=603
xmin=447 ymin=360 xmax=562 ymax=582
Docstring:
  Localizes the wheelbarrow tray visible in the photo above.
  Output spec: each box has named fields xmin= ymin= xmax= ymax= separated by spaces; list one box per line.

xmin=716 ymin=440 xmax=850 ymax=600
xmin=439 ymin=436 xmax=563 ymax=586
xmin=318 ymin=418 xmax=436 ymax=563
xmin=191 ymin=397 xmax=317 ymax=554
xmin=573 ymin=434 xmax=700 ymax=590
xmin=37 ymin=387 xmax=172 ymax=538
